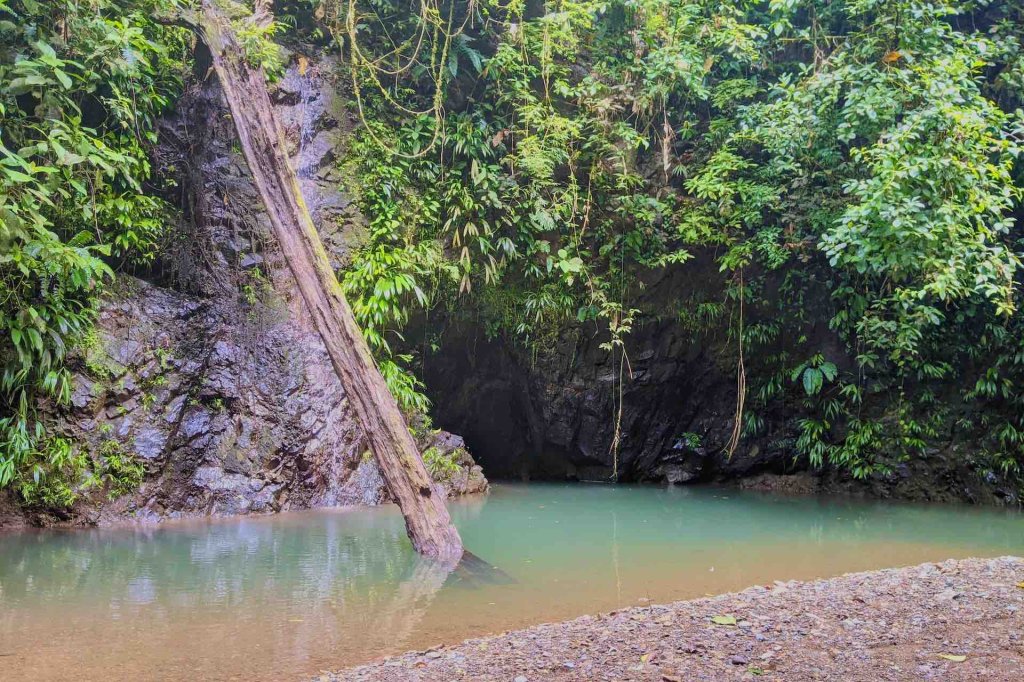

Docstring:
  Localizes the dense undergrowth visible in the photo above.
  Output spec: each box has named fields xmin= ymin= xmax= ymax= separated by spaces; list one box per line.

xmin=2 ymin=0 xmax=1024 ymax=506
xmin=0 ymin=0 xmax=188 ymax=504
xmin=319 ymin=0 xmax=1024 ymax=493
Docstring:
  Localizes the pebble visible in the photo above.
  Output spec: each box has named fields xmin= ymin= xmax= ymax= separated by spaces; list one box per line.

xmin=325 ymin=558 xmax=1024 ymax=682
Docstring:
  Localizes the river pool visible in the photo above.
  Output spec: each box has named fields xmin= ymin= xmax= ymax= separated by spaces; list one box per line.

xmin=1 ymin=483 xmax=1021 ymax=680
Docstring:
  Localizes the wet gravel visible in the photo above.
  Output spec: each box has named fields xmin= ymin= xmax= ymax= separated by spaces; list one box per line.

xmin=321 ymin=556 xmax=1023 ymax=681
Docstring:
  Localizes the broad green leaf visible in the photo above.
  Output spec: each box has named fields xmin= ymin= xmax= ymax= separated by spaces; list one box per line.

xmin=802 ymin=368 xmax=823 ymax=396
xmin=53 ymin=69 xmax=72 ymax=89
xmin=33 ymin=39 xmax=56 ymax=59
xmin=3 ymin=168 xmax=34 ymax=183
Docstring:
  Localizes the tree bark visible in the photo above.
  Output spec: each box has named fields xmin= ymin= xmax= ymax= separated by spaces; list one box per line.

xmin=196 ymin=1 xmax=463 ymax=561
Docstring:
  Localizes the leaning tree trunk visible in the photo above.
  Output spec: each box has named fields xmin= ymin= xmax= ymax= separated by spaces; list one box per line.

xmin=196 ymin=1 xmax=463 ymax=561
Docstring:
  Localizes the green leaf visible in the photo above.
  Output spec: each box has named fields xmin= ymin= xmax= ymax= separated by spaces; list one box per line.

xmin=3 ymin=168 xmax=35 ymax=183
xmin=53 ymin=69 xmax=72 ymax=89
xmin=33 ymin=39 xmax=56 ymax=59
xmin=25 ymin=328 xmax=43 ymax=353
xmin=710 ymin=615 xmax=737 ymax=626
xmin=790 ymin=363 xmax=807 ymax=382
xmin=802 ymin=368 xmax=823 ymax=396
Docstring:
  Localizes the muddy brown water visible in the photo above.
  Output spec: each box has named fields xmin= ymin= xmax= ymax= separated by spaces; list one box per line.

xmin=1 ymin=483 xmax=1021 ymax=681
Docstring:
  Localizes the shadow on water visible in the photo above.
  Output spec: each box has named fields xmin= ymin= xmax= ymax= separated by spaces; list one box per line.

xmin=448 ymin=550 xmax=517 ymax=589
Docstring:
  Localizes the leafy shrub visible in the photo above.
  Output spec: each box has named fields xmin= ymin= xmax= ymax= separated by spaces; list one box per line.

xmin=422 ymin=446 xmax=461 ymax=482
xmin=0 ymin=0 xmax=187 ymax=501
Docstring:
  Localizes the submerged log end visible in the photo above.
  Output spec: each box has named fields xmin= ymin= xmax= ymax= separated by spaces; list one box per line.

xmin=408 ymin=521 xmax=464 ymax=564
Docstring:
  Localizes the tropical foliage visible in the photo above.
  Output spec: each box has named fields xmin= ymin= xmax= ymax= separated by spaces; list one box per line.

xmin=3 ymin=0 xmax=1024 ymax=505
xmin=0 ymin=0 xmax=187 ymax=502
xmin=321 ymin=0 xmax=1024 ymax=489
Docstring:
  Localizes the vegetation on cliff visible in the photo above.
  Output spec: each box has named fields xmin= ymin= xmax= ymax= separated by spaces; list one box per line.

xmin=0 ymin=0 xmax=188 ymax=502
xmin=326 ymin=0 xmax=1024 ymax=493
xmin=2 ymin=0 xmax=1024 ymax=505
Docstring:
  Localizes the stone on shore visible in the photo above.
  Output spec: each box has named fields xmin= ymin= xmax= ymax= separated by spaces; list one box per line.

xmin=323 ymin=556 xmax=1024 ymax=681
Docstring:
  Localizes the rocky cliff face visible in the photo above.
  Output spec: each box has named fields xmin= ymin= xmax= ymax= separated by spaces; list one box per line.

xmin=4 ymin=56 xmax=485 ymax=528
xmin=49 ymin=277 xmax=383 ymax=523
xmin=420 ymin=263 xmax=769 ymax=483
xmin=418 ymin=262 xmax=1014 ymax=506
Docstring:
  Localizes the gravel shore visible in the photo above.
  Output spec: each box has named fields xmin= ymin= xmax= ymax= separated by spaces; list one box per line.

xmin=324 ymin=556 xmax=1023 ymax=681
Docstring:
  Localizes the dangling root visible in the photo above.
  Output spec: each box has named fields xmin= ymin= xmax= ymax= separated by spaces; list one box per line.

xmin=725 ymin=268 xmax=746 ymax=459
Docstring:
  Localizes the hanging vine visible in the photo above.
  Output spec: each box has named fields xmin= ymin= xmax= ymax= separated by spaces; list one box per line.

xmin=725 ymin=268 xmax=746 ymax=459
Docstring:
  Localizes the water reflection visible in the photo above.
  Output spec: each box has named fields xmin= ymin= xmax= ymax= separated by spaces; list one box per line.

xmin=0 ymin=484 xmax=1021 ymax=681
xmin=2 ymin=508 xmax=418 ymax=610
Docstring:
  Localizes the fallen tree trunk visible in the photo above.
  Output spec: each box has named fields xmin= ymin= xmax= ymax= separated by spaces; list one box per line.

xmin=196 ymin=0 xmax=463 ymax=561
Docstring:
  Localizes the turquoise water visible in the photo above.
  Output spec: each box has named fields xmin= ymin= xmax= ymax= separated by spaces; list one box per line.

xmin=1 ymin=483 xmax=1021 ymax=681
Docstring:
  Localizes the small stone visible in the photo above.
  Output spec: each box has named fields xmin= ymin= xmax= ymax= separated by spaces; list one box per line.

xmin=514 ymin=676 xmax=528 ymax=682
xmin=730 ymin=655 xmax=749 ymax=666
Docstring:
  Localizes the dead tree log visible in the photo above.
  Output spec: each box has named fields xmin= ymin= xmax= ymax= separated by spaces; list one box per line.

xmin=196 ymin=0 xmax=463 ymax=561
